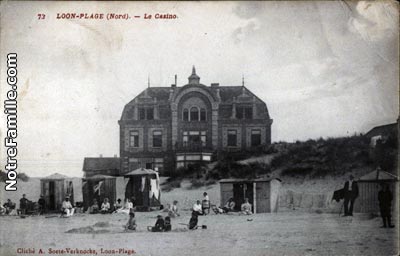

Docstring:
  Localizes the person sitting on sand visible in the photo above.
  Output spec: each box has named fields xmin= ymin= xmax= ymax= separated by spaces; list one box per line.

xmin=116 ymin=198 xmax=133 ymax=214
xmin=189 ymin=212 xmax=198 ymax=230
xmin=193 ymin=200 xmax=203 ymax=216
xmin=148 ymin=215 xmax=165 ymax=232
xmin=3 ymin=199 xmax=17 ymax=215
xmin=89 ymin=199 xmax=100 ymax=214
xmin=101 ymin=198 xmax=111 ymax=214
xmin=125 ymin=209 xmax=137 ymax=231
xmin=62 ymin=196 xmax=75 ymax=217
xmin=168 ymin=200 xmax=180 ymax=218
xmin=222 ymin=198 xmax=235 ymax=213
xmin=114 ymin=198 xmax=123 ymax=212
xmin=164 ymin=216 xmax=172 ymax=232
xmin=240 ymin=198 xmax=252 ymax=215
xmin=0 ymin=202 xmax=6 ymax=215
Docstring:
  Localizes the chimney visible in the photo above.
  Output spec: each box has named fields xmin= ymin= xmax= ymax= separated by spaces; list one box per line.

xmin=99 ymin=154 xmax=103 ymax=158
xmin=114 ymin=154 xmax=118 ymax=158
xmin=171 ymin=74 xmax=177 ymax=87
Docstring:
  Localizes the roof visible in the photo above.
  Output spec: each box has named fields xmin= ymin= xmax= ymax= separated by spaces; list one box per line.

xmin=219 ymin=177 xmax=281 ymax=183
xmin=124 ymin=168 xmax=158 ymax=176
xmin=358 ymin=169 xmax=398 ymax=181
xmin=83 ymin=157 xmax=120 ymax=172
xmin=365 ymin=123 xmax=397 ymax=138
xmin=41 ymin=173 xmax=69 ymax=180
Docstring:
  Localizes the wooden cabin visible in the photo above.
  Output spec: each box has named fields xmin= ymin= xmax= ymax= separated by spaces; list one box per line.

xmin=354 ymin=169 xmax=398 ymax=213
xmin=219 ymin=178 xmax=281 ymax=213
xmin=82 ymin=174 xmax=125 ymax=211
xmin=124 ymin=168 xmax=161 ymax=211
xmin=40 ymin=173 xmax=75 ymax=212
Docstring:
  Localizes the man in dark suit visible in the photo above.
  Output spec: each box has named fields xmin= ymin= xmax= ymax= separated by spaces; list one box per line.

xmin=378 ymin=183 xmax=395 ymax=228
xmin=343 ymin=174 xmax=358 ymax=216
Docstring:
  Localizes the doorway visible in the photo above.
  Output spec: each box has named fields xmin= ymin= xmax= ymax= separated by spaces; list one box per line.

xmin=233 ymin=183 xmax=254 ymax=212
xmin=49 ymin=181 xmax=56 ymax=210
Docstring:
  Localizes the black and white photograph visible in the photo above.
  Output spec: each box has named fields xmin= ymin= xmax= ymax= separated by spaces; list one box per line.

xmin=0 ymin=1 xmax=398 ymax=255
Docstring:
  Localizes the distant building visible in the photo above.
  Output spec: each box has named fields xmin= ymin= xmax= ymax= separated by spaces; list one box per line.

xmin=365 ymin=123 xmax=397 ymax=139
xmin=82 ymin=157 xmax=120 ymax=178
xmin=118 ymin=67 xmax=273 ymax=174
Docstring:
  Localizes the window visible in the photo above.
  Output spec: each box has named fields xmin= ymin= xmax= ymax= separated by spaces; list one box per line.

xmin=129 ymin=131 xmax=139 ymax=147
xmin=251 ymin=130 xmax=261 ymax=146
xmin=183 ymin=131 xmax=206 ymax=147
xmin=183 ymin=109 xmax=189 ymax=121
xmin=236 ymin=106 xmax=253 ymax=119
xmin=129 ymin=158 xmax=140 ymax=171
xmin=146 ymin=108 xmax=154 ymax=120
xmin=190 ymin=107 xmax=199 ymax=121
xmin=200 ymin=108 xmax=206 ymax=121
xmin=152 ymin=130 xmax=162 ymax=147
xmin=200 ymin=131 xmax=206 ymax=146
xmin=138 ymin=107 xmax=154 ymax=120
xmin=139 ymin=108 xmax=146 ymax=120
xmin=183 ymin=131 xmax=188 ymax=146
xmin=153 ymin=158 xmax=164 ymax=171
xmin=227 ymin=130 xmax=237 ymax=147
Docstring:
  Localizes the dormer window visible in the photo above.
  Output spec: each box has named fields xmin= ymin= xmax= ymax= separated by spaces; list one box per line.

xmin=236 ymin=106 xmax=253 ymax=119
xmin=138 ymin=107 xmax=154 ymax=120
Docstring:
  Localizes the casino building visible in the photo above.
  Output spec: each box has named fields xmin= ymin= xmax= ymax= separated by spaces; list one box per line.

xmin=118 ymin=67 xmax=273 ymax=175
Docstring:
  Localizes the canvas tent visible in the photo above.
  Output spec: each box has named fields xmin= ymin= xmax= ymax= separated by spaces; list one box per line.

xmin=40 ymin=173 xmax=80 ymax=212
xmin=354 ymin=169 xmax=398 ymax=213
xmin=220 ymin=178 xmax=281 ymax=213
xmin=82 ymin=174 xmax=125 ymax=211
xmin=123 ymin=168 xmax=161 ymax=211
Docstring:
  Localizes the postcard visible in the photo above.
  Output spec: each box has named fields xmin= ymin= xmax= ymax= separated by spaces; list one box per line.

xmin=0 ymin=1 xmax=398 ymax=256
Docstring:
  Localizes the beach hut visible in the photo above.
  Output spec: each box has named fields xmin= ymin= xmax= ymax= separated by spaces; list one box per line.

xmin=40 ymin=173 xmax=76 ymax=212
xmin=354 ymin=169 xmax=398 ymax=213
xmin=219 ymin=178 xmax=281 ymax=213
xmin=123 ymin=168 xmax=161 ymax=211
xmin=82 ymin=174 xmax=125 ymax=211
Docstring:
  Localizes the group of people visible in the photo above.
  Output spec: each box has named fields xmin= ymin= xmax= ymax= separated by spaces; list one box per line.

xmin=211 ymin=197 xmax=253 ymax=215
xmin=0 ymin=194 xmax=35 ymax=216
xmin=340 ymin=174 xmax=395 ymax=228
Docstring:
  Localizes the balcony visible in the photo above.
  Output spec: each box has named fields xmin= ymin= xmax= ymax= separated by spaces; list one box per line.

xmin=175 ymin=142 xmax=213 ymax=153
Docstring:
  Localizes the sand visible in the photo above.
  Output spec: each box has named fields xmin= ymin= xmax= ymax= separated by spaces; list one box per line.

xmin=0 ymin=210 xmax=398 ymax=256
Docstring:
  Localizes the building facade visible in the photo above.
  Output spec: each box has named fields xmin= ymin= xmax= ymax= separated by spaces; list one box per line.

xmin=119 ymin=67 xmax=273 ymax=174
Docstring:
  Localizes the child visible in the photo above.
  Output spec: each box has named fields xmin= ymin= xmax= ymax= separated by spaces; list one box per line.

xmin=125 ymin=210 xmax=137 ymax=231
xmin=164 ymin=216 xmax=172 ymax=232
xmin=188 ymin=212 xmax=198 ymax=230
xmin=148 ymin=215 xmax=165 ymax=232
xmin=101 ymin=198 xmax=111 ymax=214
xmin=168 ymin=200 xmax=180 ymax=218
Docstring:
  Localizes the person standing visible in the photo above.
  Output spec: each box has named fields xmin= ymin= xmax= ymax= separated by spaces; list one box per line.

xmin=378 ymin=183 xmax=395 ymax=228
xmin=38 ymin=195 xmax=46 ymax=215
xmin=343 ymin=174 xmax=359 ymax=216
xmin=19 ymin=194 xmax=29 ymax=215
xmin=202 ymin=192 xmax=210 ymax=215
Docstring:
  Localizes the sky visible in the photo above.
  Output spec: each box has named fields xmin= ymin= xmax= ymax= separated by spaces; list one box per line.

xmin=0 ymin=1 xmax=398 ymax=177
